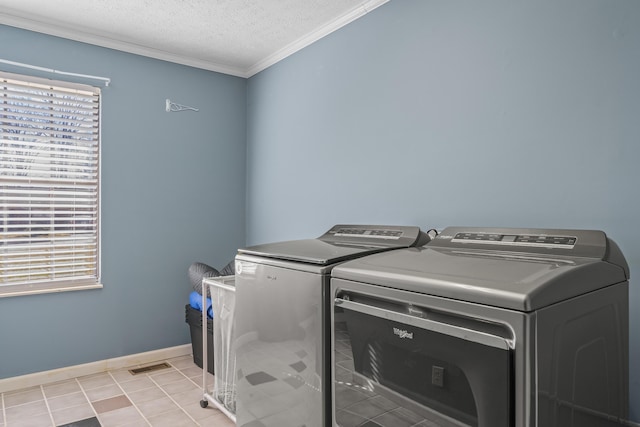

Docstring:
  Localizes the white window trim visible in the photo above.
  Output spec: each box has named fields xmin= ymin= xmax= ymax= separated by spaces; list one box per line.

xmin=0 ymin=71 xmax=102 ymax=297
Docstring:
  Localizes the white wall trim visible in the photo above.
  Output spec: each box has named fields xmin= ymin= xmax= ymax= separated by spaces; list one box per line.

xmin=0 ymin=344 xmax=191 ymax=394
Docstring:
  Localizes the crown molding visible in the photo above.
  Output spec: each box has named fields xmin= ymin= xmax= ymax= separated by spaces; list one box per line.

xmin=0 ymin=11 xmax=247 ymax=77
xmin=0 ymin=0 xmax=389 ymax=79
xmin=245 ymin=0 xmax=389 ymax=77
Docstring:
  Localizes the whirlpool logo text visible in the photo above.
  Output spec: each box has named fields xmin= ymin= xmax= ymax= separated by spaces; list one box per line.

xmin=393 ymin=327 xmax=414 ymax=339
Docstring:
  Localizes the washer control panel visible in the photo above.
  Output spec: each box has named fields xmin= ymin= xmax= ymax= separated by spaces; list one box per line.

xmin=321 ymin=224 xmax=425 ymax=247
xmin=333 ymin=227 xmax=404 ymax=239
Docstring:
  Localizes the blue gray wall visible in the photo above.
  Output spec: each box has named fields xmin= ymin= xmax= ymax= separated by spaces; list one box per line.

xmin=1 ymin=0 xmax=639 ymax=421
xmin=0 ymin=25 xmax=246 ymax=378
xmin=246 ymin=0 xmax=640 ymax=421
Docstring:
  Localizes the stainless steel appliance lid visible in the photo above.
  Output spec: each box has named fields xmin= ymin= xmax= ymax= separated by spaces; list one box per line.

xmin=332 ymin=227 xmax=629 ymax=311
xmin=237 ymin=224 xmax=426 ymax=265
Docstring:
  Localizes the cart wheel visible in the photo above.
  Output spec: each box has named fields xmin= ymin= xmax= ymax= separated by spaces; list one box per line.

xmin=200 ymin=400 xmax=208 ymax=408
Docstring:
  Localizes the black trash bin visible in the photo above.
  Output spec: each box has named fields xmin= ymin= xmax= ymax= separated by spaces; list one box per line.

xmin=185 ymin=304 xmax=214 ymax=374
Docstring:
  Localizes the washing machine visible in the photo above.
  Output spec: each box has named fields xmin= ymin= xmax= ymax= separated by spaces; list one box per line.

xmin=233 ymin=224 xmax=431 ymax=427
xmin=330 ymin=226 xmax=629 ymax=427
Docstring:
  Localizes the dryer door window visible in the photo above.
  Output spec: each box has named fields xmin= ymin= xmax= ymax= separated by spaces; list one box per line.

xmin=333 ymin=295 xmax=513 ymax=427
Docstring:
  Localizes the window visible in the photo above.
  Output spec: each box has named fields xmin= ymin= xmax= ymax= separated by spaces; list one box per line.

xmin=0 ymin=71 xmax=101 ymax=297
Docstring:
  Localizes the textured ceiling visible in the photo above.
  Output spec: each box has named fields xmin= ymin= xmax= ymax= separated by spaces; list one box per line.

xmin=0 ymin=0 xmax=387 ymax=77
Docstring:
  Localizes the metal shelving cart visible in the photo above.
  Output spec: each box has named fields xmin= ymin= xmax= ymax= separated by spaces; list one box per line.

xmin=200 ymin=275 xmax=236 ymax=423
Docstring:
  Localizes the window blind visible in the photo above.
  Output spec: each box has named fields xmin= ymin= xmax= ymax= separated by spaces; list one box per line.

xmin=0 ymin=71 xmax=100 ymax=288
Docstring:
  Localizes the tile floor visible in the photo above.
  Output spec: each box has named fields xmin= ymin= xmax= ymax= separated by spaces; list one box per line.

xmin=0 ymin=355 xmax=235 ymax=427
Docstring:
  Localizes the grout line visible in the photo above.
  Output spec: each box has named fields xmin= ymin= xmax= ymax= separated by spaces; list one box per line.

xmin=146 ymin=367 xmax=201 ymax=425
xmin=74 ymin=377 xmax=102 ymax=425
xmin=107 ymin=371 xmax=152 ymax=426
xmin=1 ymin=392 xmax=5 ymax=426
xmin=168 ymin=359 xmax=205 ymax=389
xmin=40 ymin=384 xmax=56 ymax=426
xmin=3 ymin=361 xmax=215 ymax=427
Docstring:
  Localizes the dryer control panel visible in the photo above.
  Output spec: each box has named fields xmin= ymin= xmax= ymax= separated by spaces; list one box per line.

xmin=430 ymin=226 xmax=612 ymax=259
xmin=451 ymin=232 xmax=577 ymax=248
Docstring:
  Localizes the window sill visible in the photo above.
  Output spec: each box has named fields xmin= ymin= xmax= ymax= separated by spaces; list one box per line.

xmin=0 ymin=282 xmax=103 ymax=298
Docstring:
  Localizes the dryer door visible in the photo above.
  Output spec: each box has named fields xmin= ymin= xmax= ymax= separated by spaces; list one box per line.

xmin=333 ymin=293 xmax=513 ymax=427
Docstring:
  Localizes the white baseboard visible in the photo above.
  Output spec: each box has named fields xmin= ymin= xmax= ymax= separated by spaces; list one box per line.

xmin=0 ymin=344 xmax=191 ymax=394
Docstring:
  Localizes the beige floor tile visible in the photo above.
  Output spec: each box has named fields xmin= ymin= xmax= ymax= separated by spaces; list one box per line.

xmin=148 ymin=370 xmax=185 ymax=386
xmin=167 ymin=356 xmax=197 ymax=369
xmin=146 ymin=408 xmax=197 ymax=427
xmin=181 ymin=401 xmax=220 ymax=421
xmin=160 ymin=378 xmax=199 ymax=395
xmin=136 ymin=396 xmax=179 ymax=418
xmin=42 ymin=379 xmax=82 ymax=398
xmin=178 ymin=365 xmax=204 ymax=379
xmin=196 ymin=411 xmax=235 ymax=427
xmin=7 ymin=412 xmax=54 ymax=427
xmin=47 ymin=391 xmax=89 ymax=411
xmin=78 ymin=373 xmax=116 ymax=390
xmin=204 ymin=372 xmax=215 ymax=385
xmin=169 ymin=388 xmax=204 ymax=407
xmin=5 ymin=399 xmax=49 ymax=422
xmin=110 ymin=368 xmax=138 ymax=384
xmin=118 ymin=376 xmax=155 ymax=393
xmin=51 ymin=403 xmax=95 ymax=425
xmin=85 ymin=384 xmax=123 ymax=402
xmin=97 ymin=405 xmax=146 ymax=427
xmin=118 ymin=421 xmax=152 ymax=427
xmin=127 ymin=386 xmax=166 ymax=404
xmin=3 ymin=387 xmax=44 ymax=408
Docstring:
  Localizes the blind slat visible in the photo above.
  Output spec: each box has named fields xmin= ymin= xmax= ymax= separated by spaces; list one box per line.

xmin=0 ymin=245 xmax=96 ymax=253
xmin=1 ymin=81 xmax=98 ymax=98
xmin=1 ymin=137 xmax=98 ymax=151
xmin=0 ymin=96 xmax=99 ymax=113
xmin=2 ymin=123 xmax=98 ymax=135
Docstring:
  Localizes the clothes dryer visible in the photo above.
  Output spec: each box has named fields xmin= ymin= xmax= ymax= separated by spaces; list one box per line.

xmin=234 ymin=224 xmax=431 ymax=427
xmin=331 ymin=226 xmax=629 ymax=427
